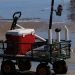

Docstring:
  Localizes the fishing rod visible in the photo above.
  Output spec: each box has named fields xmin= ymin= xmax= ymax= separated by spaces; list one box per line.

xmin=49 ymin=0 xmax=54 ymax=29
xmin=48 ymin=0 xmax=63 ymax=59
xmin=48 ymin=0 xmax=63 ymax=44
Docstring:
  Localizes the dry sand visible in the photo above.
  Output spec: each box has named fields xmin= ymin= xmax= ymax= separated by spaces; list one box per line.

xmin=0 ymin=20 xmax=75 ymax=39
xmin=0 ymin=20 xmax=75 ymax=75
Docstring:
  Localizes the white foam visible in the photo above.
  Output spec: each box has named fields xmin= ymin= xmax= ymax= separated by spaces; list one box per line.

xmin=7 ymin=20 xmax=41 ymax=22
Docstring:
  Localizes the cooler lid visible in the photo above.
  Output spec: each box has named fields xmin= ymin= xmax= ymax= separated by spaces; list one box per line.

xmin=6 ymin=29 xmax=35 ymax=36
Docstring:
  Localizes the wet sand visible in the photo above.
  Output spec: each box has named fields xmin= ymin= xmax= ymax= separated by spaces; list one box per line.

xmin=0 ymin=21 xmax=75 ymax=75
xmin=0 ymin=20 xmax=75 ymax=39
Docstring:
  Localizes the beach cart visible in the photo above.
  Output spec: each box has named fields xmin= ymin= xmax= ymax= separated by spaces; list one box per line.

xmin=0 ymin=12 xmax=71 ymax=75
xmin=0 ymin=0 xmax=72 ymax=75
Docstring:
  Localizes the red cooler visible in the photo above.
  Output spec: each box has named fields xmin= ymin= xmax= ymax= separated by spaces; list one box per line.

xmin=5 ymin=29 xmax=35 ymax=55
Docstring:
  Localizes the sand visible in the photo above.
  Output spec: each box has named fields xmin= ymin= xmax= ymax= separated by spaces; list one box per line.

xmin=0 ymin=20 xmax=75 ymax=75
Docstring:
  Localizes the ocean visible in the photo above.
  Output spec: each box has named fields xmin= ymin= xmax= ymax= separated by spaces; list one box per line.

xmin=0 ymin=0 xmax=72 ymax=23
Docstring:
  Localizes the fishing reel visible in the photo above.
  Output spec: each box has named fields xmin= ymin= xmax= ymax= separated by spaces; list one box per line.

xmin=55 ymin=4 xmax=63 ymax=16
xmin=10 ymin=11 xmax=21 ymax=30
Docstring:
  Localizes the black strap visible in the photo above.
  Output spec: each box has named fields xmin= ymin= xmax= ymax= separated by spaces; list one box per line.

xmin=10 ymin=17 xmax=18 ymax=30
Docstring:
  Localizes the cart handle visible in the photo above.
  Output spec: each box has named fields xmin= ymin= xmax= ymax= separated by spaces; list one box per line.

xmin=10 ymin=11 xmax=21 ymax=30
xmin=13 ymin=11 xmax=21 ymax=19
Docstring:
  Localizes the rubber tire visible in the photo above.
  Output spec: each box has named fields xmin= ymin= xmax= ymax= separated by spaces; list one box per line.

xmin=18 ymin=60 xmax=31 ymax=71
xmin=1 ymin=60 xmax=16 ymax=75
xmin=53 ymin=60 xmax=67 ymax=74
xmin=36 ymin=63 xmax=51 ymax=75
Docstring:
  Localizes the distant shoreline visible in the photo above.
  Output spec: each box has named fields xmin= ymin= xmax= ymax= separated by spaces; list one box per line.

xmin=0 ymin=19 xmax=74 ymax=25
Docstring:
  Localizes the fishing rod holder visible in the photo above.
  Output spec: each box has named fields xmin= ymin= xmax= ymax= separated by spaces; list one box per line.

xmin=48 ymin=0 xmax=63 ymax=44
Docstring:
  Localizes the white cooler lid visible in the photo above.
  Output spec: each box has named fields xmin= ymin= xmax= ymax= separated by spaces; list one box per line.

xmin=6 ymin=29 xmax=35 ymax=36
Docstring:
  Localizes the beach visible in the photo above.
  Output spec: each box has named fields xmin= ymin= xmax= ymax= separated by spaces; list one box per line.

xmin=0 ymin=0 xmax=74 ymax=75
xmin=0 ymin=21 xmax=75 ymax=75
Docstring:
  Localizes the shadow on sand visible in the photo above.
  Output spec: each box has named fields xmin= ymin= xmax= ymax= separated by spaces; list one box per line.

xmin=0 ymin=70 xmax=56 ymax=75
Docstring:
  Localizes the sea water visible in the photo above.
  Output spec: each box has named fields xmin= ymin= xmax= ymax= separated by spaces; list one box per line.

xmin=0 ymin=0 xmax=71 ymax=22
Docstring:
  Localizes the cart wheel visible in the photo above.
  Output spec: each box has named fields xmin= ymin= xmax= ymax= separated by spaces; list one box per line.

xmin=18 ymin=60 xmax=31 ymax=71
xmin=53 ymin=60 xmax=67 ymax=74
xmin=1 ymin=60 xmax=16 ymax=75
xmin=36 ymin=63 xmax=51 ymax=75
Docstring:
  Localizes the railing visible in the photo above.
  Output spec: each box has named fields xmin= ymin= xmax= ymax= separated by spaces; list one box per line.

xmin=51 ymin=40 xmax=71 ymax=60
xmin=0 ymin=40 xmax=71 ymax=62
